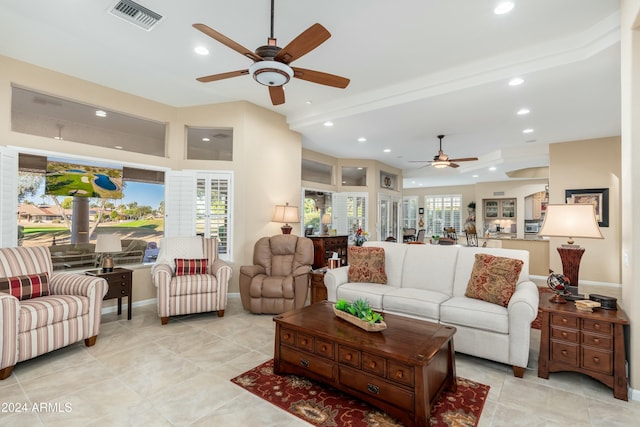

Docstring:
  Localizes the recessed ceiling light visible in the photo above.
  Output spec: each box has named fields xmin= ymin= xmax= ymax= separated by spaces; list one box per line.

xmin=53 ymin=136 xmax=63 ymax=140
xmin=194 ymin=46 xmax=209 ymax=55
xmin=494 ymin=1 xmax=514 ymax=15
xmin=357 ymin=137 xmax=367 ymax=142
xmin=508 ymin=77 xmax=524 ymax=86
xmin=114 ymin=145 xmax=123 ymax=150
xmin=517 ymin=108 xmax=530 ymax=115
xmin=95 ymin=110 xmax=107 ymax=117
xmin=357 ymin=167 xmax=363 ymax=170
xmin=323 ymin=121 xmax=334 ymax=127
xmin=489 ymin=166 xmax=497 ymax=171
xmin=522 ymin=128 xmax=534 ymax=134
xmin=342 ymin=180 xmax=347 ymax=184
xmin=472 ymin=174 xmax=479 ymax=178
xmin=305 ymin=100 xmax=312 ymax=105
xmin=202 ymin=137 xmax=210 ymax=142
xmin=383 ymin=149 xmax=391 ymax=153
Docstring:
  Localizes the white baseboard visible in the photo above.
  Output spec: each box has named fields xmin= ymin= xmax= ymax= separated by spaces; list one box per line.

xmin=101 ymin=292 xmax=242 ymax=315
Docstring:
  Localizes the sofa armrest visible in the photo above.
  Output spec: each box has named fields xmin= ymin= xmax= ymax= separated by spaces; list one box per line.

xmin=239 ymin=265 xmax=266 ymax=279
xmin=507 ymin=280 xmax=540 ymax=368
xmin=323 ymin=266 xmax=350 ymax=302
xmin=210 ymin=259 xmax=232 ymax=279
xmin=151 ymin=264 xmax=173 ymax=287
xmin=0 ymin=293 xmax=19 ymax=372
xmin=50 ymin=272 xmax=108 ymax=299
xmin=292 ymin=265 xmax=311 ymax=278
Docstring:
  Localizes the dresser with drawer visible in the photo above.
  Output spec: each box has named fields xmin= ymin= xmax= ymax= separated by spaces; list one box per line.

xmin=537 ymin=297 xmax=629 ymax=400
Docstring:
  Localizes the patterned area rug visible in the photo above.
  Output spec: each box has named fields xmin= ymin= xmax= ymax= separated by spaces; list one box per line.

xmin=231 ymin=359 xmax=489 ymax=427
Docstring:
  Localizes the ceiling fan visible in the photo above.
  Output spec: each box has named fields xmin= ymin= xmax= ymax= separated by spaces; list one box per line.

xmin=193 ymin=0 xmax=350 ymax=106
xmin=410 ymin=135 xmax=479 ymax=169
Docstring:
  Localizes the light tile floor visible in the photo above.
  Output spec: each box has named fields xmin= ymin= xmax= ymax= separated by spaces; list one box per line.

xmin=2 ymin=296 xmax=640 ymax=426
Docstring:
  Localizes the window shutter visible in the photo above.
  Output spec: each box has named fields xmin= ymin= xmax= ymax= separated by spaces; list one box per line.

xmin=0 ymin=147 xmax=18 ymax=247
xmin=164 ymin=171 xmax=196 ymax=237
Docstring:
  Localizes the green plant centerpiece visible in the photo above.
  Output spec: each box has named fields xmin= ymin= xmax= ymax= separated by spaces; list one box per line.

xmin=334 ymin=298 xmax=386 ymax=331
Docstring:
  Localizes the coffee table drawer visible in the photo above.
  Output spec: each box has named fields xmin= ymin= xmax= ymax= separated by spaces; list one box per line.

xmin=339 ymin=345 xmax=361 ymax=368
xmin=280 ymin=347 xmax=335 ymax=381
xmin=279 ymin=327 xmax=296 ymax=346
xmin=362 ymin=353 xmax=386 ymax=377
xmin=339 ymin=366 xmax=414 ymax=412
xmin=315 ymin=338 xmax=335 ymax=360
xmin=388 ymin=360 xmax=414 ymax=387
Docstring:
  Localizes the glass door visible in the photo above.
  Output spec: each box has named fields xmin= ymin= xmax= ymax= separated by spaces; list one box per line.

xmin=379 ymin=195 xmax=401 ymax=241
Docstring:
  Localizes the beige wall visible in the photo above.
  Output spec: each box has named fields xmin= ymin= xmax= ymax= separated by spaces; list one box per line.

xmin=621 ymin=0 xmax=640 ymax=397
xmin=548 ymin=137 xmax=621 ymax=285
xmin=0 ymin=55 xmax=302 ymax=294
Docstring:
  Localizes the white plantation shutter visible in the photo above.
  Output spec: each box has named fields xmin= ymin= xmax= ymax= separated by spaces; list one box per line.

xmin=333 ymin=192 xmax=368 ymax=243
xmin=195 ymin=172 xmax=232 ymax=258
xmin=0 ymin=147 xmax=18 ymax=247
xmin=424 ymin=194 xmax=462 ymax=235
xmin=164 ymin=171 xmax=197 ymax=237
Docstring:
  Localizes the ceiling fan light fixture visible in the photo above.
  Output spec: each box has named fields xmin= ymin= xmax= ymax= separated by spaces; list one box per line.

xmin=249 ymin=60 xmax=293 ymax=86
xmin=432 ymin=160 xmax=449 ymax=168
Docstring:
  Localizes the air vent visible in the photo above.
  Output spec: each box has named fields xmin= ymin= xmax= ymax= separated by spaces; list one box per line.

xmin=109 ymin=0 xmax=162 ymax=31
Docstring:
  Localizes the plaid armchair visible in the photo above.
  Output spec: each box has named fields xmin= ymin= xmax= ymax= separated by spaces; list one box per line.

xmin=151 ymin=236 xmax=231 ymax=325
xmin=0 ymin=246 xmax=108 ymax=380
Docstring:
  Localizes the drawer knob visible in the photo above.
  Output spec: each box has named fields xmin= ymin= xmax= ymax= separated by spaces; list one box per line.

xmin=321 ymin=345 xmax=327 ymax=352
xmin=283 ymin=333 xmax=291 ymax=340
xmin=345 ymin=353 xmax=353 ymax=361
xmin=369 ymin=361 xmax=376 ymax=369
xmin=561 ymin=332 xmax=567 ymax=338
xmin=121 ymin=290 xmax=126 ymax=295
xmin=367 ymin=383 xmax=380 ymax=395
xmin=561 ymin=350 xmax=568 ymax=356
xmin=593 ymin=338 xmax=600 ymax=344
xmin=561 ymin=318 xmax=568 ymax=323
xmin=594 ymin=323 xmax=601 ymax=329
xmin=300 ymin=359 xmax=309 ymax=368
xmin=301 ymin=339 xmax=308 ymax=345
xmin=395 ymin=370 xmax=404 ymax=379
xmin=593 ymin=357 xmax=600 ymax=364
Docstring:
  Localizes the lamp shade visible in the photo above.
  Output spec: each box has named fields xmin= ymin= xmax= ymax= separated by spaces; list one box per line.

xmin=538 ymin=204 xmax=603 ymax=244
xmin=321 ymin=214 xmax=332 ymax=225
xmin=95 ymin=234 xmax=123 ymax=253
xmin=272 ymin=203 xmax=300 ymax=224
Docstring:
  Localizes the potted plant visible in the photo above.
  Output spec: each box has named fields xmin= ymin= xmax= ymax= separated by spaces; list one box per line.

xmin=334 ymin=298 xmax=386 ymax=331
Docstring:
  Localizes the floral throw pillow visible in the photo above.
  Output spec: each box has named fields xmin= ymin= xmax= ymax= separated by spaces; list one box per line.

xmin=0 ymin=272 xmax=50 ymax=300
xmin=347 ymin=246 xmax=387 ymax=284
xmin=465 ymin=253 xmax=523 ymax=307
xmin=175 ymin=258 xmax=208 ymax=276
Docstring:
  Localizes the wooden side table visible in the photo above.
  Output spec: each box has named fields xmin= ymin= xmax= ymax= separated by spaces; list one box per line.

xmin=537 ymin=297 xmax=629 ymax=400
xmin=310 ymin=268 xmax=328 ymax=304
xmin=86 ymin=267 xmax=133 ymax=320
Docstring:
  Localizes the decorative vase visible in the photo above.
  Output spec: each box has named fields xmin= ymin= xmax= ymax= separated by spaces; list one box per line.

xmin=333 ymin=306 xmax=387 ymax=332
xmin=354 ymin=236 xmax=365 ymax=246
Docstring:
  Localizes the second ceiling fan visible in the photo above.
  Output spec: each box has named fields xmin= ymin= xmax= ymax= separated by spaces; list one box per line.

xmin=193 ymin=0 xmax=350 ymax=106
xmin=410 ymin=135 xmax=479 ymax=169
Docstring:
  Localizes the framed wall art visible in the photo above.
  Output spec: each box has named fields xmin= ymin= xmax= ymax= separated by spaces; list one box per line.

xmin=565 ymin=188 xmax=609 ymax=227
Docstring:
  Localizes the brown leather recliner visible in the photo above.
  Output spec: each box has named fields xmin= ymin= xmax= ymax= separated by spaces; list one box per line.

xmin=240 ymin=235 xmax=313 ymax=314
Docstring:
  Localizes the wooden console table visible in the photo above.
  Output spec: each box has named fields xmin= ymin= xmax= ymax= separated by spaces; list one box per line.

xmin=87 ymin=267 xmax=133 ymax=320
xmin=537 ymin=297 xmax=629 ymax=400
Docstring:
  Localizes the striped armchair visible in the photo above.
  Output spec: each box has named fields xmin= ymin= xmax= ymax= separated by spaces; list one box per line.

xmin=0 ymin=246 xmax=108 ymax=380
xmin=151 ymin=236 xmax=231 ymax=325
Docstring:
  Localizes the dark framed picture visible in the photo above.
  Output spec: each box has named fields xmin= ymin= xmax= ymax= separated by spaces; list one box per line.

xmin=418 ymin=208 xmax=424 ymax=215
xmin=565 ymin=188 xmax=609 ymax=227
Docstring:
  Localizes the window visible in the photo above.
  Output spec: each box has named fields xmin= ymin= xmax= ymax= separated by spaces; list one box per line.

xmin=333 ymin=192 xmax=368 ymax=243
xmin=341 ymin=167 xmax=367 ymax=186
xmin=196 ymin=173 xmax=231 ymax=257
xmin=17 ymin=153 xmax=165 ymax=269
xmin=186 ymin=127 xmax=233 ymax=161
xmin=402 ymin=196 xmax=418 ymax=229
xmin=302 ymin=159 xmax=332 ymax=185
xmin=424 ymin=195 xmax=462 ymax=236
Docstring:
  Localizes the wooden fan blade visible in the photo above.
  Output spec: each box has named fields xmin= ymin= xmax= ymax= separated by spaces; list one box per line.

xmin=193 ymin=23 xmax=263 ymax=62
xmin=292 ymin=67 xmax=350 ymax=88
xmin=196 ymin=70 xmax=249 ymax=83
xmin=447 ymin=157 xmax=478 ymax=162
xmin=269 ymin=86 xmax=285 ymax=105
xmin=274 ymin=23 xmax=331 ymax=64
xmin=448 ymin=163 xmax=460 ymax=168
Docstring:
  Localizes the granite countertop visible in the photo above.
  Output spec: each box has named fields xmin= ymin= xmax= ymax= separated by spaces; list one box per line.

xmin=480 ymin=234 xmax=549 ymax=241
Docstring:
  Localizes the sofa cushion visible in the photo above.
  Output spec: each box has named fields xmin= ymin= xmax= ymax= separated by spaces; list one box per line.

xmin=175 ymin=258 xmax=208 ymax=276
xmin=401 ymin=244 xmax=458 ymax=294
xmin=465 ymin=253 xmax=523 ymax=307
xmin=0 ymin=273 xmax=50 ymax=301
xmin=348 ymin=246 xmax=387 ymax=284
xmin=382 ymin=288 xmax=450 ymax=321
xmin=336 ymin=282 xmax=389 ymax=310
xmin=19 ymin=295 xmax=88 ymax=333
xmin=440 ymin=296 xmax=509 ymax=334
xmin=363 ymin=241 xmax=406 ymax=287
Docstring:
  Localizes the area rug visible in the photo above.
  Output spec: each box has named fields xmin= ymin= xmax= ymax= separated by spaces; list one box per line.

xmin=231 ymin=359 xmax=489 ymax=427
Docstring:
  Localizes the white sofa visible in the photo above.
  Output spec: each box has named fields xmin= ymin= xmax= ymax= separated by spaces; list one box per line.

xmin=324 ymin=241 xmax=540 ymax=377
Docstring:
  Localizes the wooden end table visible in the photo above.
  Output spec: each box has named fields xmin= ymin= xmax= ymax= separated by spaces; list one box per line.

xmin=87 ymin=267 xmax=133 ymax=320
xmin=309 ymin=268 xmax=328 ymax=304
xmin=537 ymin=297 xmax=629 ymax=400
xmin=274 ymin=301 xmax=457 ymax=427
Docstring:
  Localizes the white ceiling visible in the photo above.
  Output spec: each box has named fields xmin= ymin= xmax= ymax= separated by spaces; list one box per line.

xmin=0 ymin=0 xmax=621 ymax=188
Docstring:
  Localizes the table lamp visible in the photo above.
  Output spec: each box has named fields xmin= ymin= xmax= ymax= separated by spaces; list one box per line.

xmin=95 ymin=234 xmax=122 ymax=273
xmin=272 ymin=202 xmax=299 ymax=234
xmin=538 ymin=204 xmax=603 ymax=300
xmin=321 ymin=213 xmax=332 ymax=235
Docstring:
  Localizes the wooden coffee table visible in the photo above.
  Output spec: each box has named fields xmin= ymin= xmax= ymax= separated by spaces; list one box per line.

xmin=273 ymin=301 xmax=456 ymax=427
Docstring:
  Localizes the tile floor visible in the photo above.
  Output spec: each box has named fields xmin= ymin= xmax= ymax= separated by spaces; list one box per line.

xmin=1 ymin=296 xmax=640 ymax=426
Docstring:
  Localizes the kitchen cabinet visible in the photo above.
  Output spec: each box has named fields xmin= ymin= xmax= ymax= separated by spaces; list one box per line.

xmin=483 ymin=198 xmax=516 ymax=219
xmin=525 ymin=191 xmax=546 ymax=220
